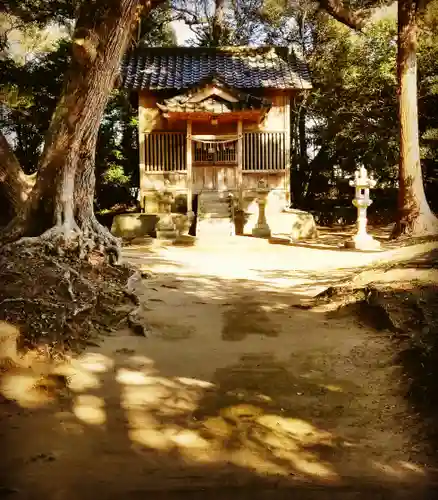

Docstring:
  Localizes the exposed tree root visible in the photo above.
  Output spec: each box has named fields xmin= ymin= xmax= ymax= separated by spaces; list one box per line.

xmin=0 ymin=247 xmax=138 ymax=355
xmin=392 ymin=210 xmax=438 ymax=239
xmin=1 ymin=219 xmax=121 ymax=264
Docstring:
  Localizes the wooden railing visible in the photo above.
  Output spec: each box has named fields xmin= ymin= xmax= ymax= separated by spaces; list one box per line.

xmin=243 ymin=131 xmax=286 ymax=171
xmin=144 ymin=132 xmax=186 ymax=172
xmin=143 ymin=131 xmax=287 ymax=173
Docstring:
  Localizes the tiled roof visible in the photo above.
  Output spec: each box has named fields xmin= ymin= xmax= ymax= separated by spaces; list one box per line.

xmin=122 ymin=46 xmax=312 ymax=91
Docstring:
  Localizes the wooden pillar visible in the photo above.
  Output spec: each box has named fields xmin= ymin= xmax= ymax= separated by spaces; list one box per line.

xmin=186 ymin=120 xmax=193 ymax=213
xmin=139 ymin=131 xmax=146 ymax=212
xmin=237 ymin=119 xmax=243 ymax=204
xmin=284 ymin=95 xmax=291 ymax=206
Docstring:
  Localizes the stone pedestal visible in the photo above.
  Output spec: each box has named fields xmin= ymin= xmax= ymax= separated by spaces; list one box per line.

xmin=155 ymin=190 xmax=177 ymax=240
xmin=156 ymin=215 xmax=178 ymax=240
xmin=344 ymin=232 xmax=381 ymax=251
xmin=252 ymin=190 xmax=271 ymax=238
xmin=345 ymin=204 xmax=380 ymax=250
xmin=173 ymin=212 xmax=196 ymax=245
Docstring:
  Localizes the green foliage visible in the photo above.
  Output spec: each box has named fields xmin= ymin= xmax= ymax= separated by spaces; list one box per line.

xmin=1 ymin=0 xmax=75 ymax=26
xmin=418 ymin=1 xmax=438 ymax=202
xmin=308 ymin=16 xmax=398 ymax=181
xmin=94 ymin=88 xmax=139 ymax=210
xmin=0 ymin=1 xmax=171 ymax=210
xmin=1 ymin=0 xmax=437 ymax=216
xmin=0 ymin=39 xmax=70 ymax=173
xmin=138 ymin=1 xmax=176 ymax=46
xmin=102 ymin=164 xmax=131 ymax=186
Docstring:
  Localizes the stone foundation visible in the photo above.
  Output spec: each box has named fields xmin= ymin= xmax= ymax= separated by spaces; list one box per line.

xmin=111 ymin=213 xmax=159 ymax=239
xmin=111 ymin=212 xmax=192 ymax=242
xmin=244 ymin=208 xmax=317 ymax=241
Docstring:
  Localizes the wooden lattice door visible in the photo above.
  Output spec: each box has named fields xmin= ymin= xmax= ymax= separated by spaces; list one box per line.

xmin=192 ymin=138 xmax=238 ymax=192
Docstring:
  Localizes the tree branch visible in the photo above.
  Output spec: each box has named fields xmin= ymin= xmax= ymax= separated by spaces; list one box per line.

xmin=317 ymin=0 xmax=366 ymax=30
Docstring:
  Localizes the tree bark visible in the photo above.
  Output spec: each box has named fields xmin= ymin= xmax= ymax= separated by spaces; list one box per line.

xmin=212 ymin=0 xmax=226 ymax=45
xmin=1 ymin=0 xmax=156 ymax=257
xmin=0 ymin=129 xmax=35 ymax=225
xmin=393 ymin=0 xmax=438 ymax=237
xmin=317 ymin=0 xmax=365 ymax=30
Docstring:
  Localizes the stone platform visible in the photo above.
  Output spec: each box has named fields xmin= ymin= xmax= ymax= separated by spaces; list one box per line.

xmin=244 ymin=208 xmax=318 ymax=241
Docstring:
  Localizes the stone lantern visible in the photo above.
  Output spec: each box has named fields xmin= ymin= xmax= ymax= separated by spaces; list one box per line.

xmin=344 ymin=166 xmax=380 ymax=250
xmin=252 ymin=178 xmax=271 ymax=238
xmin=155 ymin=180 xmax=178 ymax=240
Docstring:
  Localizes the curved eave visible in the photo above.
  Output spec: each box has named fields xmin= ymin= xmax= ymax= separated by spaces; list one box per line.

xmin=162 ymin=110 xmax=268 ymax=122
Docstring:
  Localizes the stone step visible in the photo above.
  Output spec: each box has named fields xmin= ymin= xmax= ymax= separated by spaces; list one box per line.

xmin=199 ymin=201 xmax=232 ymax=218
xmin=196 ymin=218 xmax=235 ymax=238
xmin=198 ymin=191 xmax=232 ymax=201
xmin=197 ymin=192 xmax=235 ymax=237
xmin=199 ymin=209 xmax=231 ymax=219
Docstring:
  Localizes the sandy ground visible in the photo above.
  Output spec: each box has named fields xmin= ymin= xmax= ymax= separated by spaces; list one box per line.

xmin=2 ymin=236 xmax=438 ymax=499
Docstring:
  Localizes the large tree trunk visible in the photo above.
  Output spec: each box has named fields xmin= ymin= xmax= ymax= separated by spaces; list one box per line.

xmin=0 ymin=130 xmax=35 ymax=225
xmin=0 ymin=0 xmax=153 ymax=258
xmin=393 ymin=0 xmax=438 ymax=237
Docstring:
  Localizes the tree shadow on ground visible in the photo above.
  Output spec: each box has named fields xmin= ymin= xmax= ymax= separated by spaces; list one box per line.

xmin=263 ymin=225 xmax=393 ymax=252
xmin=1 ymin=242 xmax=437 ymax=499
xmin=316 ymin=248 xmax=438 ymax=476
xmin=0 ymin=346 xmax=433 ymax=500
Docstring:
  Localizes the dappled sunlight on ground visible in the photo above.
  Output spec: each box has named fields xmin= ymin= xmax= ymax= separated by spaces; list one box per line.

xmin=2 ymin=237 xmax=437 ymax=497
xmin=124 ymin=238 xmax=438 ymax=299
xmin=1 ymin=345 xmax=429 ymax=493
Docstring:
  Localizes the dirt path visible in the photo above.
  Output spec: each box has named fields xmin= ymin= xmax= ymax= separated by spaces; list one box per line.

xmin=2 ymin=238 xmax=437 ymax=499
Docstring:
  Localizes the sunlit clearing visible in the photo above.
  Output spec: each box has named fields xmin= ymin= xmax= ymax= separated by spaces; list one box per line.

xmin=203 ymin=416 xmax=233 ymax=439
xmin=252 ymin=425 xmax=299 ymax=451
xmin=320 ymin=384 xmax=343 ymax=393
xmin=128 ymin=408 xmax=171 ymax=450
xmin=128 ymin=408 xmax=157 ymax=428
xmin=116 ymin=368 xmax=156 ymax=386
xmin=175 ymin=377 xmax=214 ymax=389
xmin=231 ymin=448 xmax=288 ymax=476
xmin=122 ymin=383 xmax=171 ymax=407
xmin=372 ymin=460 xmax=426 ymax=480
xmin=129 ymin=428 xmax=170 ymax=450
xmin=55 ymin=362 xmax=101 ymax=392
xmin=127 ymin=355 xmax=155 ymax=370
xmin=280 ymin=450 xmax=339 ymax=482
xmin=171 ymin=429 xmax=210 ymax=449
xmin=0 ymin=373 xmax=52 ymax=408
xmin=257 ymin=415 xmax=332 ymax=443
xmin=73 ymin=394 xmax=106 ymax=425
xmin=75 ymin=352 xmax=113 ymax=373
xmin=371 ymin=461 xmax=407 ymax=479
xmin=398 ymin=461 xmax=426 ymax=476
xmin=260 ymin=303 xmax=289 ymax=313
xmin=120 ymin=376 xmax=340 ymax=483
xmin=221 ymin=404 xmax=264 ymax=421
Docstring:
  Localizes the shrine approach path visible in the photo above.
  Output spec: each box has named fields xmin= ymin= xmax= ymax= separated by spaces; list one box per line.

xmin=3 ymin=236 xmax=438 ymax=499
